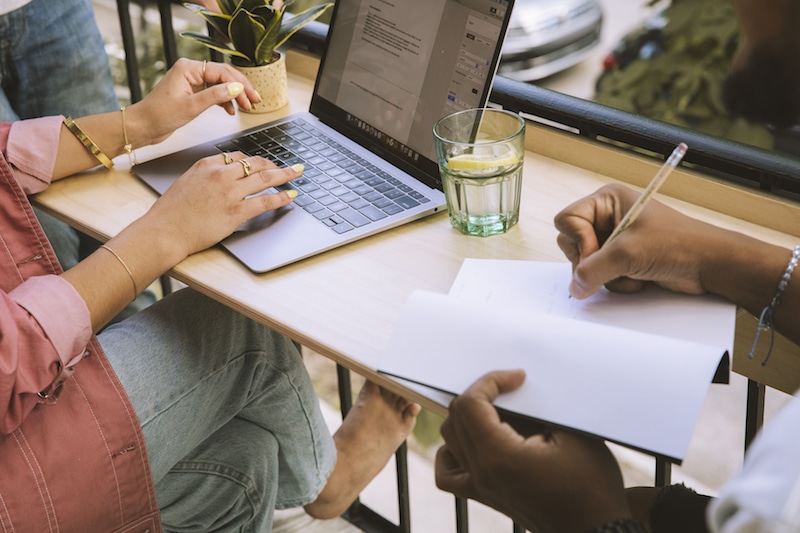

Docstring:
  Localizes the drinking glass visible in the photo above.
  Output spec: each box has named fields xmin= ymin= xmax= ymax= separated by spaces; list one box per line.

xmin=433 ymin=108 xmax=525 ymax=236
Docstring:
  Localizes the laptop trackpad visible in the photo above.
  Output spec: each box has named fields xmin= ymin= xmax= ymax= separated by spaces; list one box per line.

xmin=236 ymin=203 xmax=294 ymax=232
xmin=223 ymin=202 xmax=341 ymax=273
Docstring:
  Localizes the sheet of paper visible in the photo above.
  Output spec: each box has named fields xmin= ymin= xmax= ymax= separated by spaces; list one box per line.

xmin=379 ymin=258 xmax=738 ymax=461
xmin=449 ymin=259 xmax=737 ymax=355
xmin=379 ymin=290 xmax=730 ymax=461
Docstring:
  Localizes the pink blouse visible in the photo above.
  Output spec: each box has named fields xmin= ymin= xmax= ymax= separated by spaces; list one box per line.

xmin=0 ymin=118 xmax=160 ymax=532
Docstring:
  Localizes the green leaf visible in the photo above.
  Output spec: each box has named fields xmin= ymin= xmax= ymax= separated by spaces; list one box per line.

xmin=275 ymin=3 xmax=333 ymax=49
xmin=216 ymin=0 xmax=239 ymax=15
xmin=239 ymin=0 xmax=273 ymax=12
xmin=228 ymin=8 xmax=267 ymax=64
xmin=182 ymin=5 xmax=232 ymax=37
xmin=178 ymin=31 xmax=250 ymax=61
xmin=250 ymin=10 xmax=281 ymax=65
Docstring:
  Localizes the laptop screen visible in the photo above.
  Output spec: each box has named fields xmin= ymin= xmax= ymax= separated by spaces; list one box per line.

xmin=310 ymin=0 xmax=514 ymax=189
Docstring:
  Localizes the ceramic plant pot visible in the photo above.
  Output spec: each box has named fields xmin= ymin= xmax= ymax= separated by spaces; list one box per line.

xmin=234 ymin=52 xmax=289 ymax=113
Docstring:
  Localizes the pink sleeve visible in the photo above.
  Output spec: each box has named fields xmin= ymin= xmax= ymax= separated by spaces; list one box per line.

xmin=3 ymin=117 xmax=63 ymax=195
xmin=0 ymin=275 xmax=92 ymax=434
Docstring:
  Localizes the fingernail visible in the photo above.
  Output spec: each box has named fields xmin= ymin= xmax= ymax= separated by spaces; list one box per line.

xmin=227 ymin=82 xmax=244 ymax=97
xmin=569 ymin=278 xmax=589 ymax=299
xmin=290 ymin=163 xmax=304 ymax=173
xmin=286 ymin=189 xmax=298 ymax=199
xmin=253 ymin=90 xmax=262 ymax=103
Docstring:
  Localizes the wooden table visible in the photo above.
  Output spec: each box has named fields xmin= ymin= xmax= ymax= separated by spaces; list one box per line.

xmin=33 ymin=50 xmax=800 ymax=418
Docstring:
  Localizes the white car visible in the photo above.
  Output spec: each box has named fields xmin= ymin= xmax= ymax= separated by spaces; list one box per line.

xmin=499 ymin=0 xmax=604 ymax=81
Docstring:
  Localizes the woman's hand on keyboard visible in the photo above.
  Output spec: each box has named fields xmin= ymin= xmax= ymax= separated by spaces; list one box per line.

xmin=145 ymin=153 xmax=303 ymax=259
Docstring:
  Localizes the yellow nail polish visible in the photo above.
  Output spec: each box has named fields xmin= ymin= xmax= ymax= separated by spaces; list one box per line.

xmin=286 ymin=189 xmax=298 ymax=199
xmin=290 ymin=163 xmax=305 ymax=173
xmin=253 ymin=90 xmax=263 ymax=102
xmin=227 ymin=82 xmax=244 ymax=97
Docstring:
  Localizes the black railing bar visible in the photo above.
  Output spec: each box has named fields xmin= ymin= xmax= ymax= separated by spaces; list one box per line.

xmin=655 ymin=457 xmax=672 ymax=487
xmin=157 ymin=0 xmax=179 ymax=68
xmin=490 ymin=76 xmax=800 ymax=191
xmin=116 ymin=0 xmax=144 ymax=103
xmin=336 ymin=363 xmax=354 ymax=416
xmin=745 ymin=379 xmax=766 ymax=450
xmin=285 ymin=20 xmax=330 ymax=56
xmin=343 ymin=501 xmax=406 ymax=533
xmin=456 ymin=497 xmax=469 ymax=533
xmin=396 ymin=442 xmax=412 ymax=533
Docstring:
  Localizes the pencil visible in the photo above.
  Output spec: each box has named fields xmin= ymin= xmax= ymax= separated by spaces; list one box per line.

xmin=605 ymin=142 xmax=688 ymax=244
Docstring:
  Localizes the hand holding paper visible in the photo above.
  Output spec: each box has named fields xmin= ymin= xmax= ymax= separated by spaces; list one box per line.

xmin=379 ymin=260 xmax=736 ymax=462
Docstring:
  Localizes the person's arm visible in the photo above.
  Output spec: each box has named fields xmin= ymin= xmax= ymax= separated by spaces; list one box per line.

xmin=0 ymin=277 xmax=92 ymax=434
xmin=7 ymin=58 xmax=298 ymax=332
xmin=52 ymin=58 xmax=260 ymax=180
xmin=61 ymin=153 xmax=301 ymax=331
xmin=435 ymin=370 xmax=637 ymax=533
xmin=554 ymin=183 xmax=800 ymax=347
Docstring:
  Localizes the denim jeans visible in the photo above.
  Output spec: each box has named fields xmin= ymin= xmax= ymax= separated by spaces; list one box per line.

xmin=0 ymin=0 xmax=118 ymax=121
xmin=0 ymin=0 xmax=120 ymax=272
xmin=98 ymin=289 xmax=336 ymax=532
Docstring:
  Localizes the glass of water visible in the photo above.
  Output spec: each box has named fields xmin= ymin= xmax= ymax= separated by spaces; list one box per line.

xmin=433 ymin=108 xmax=525 ymax=236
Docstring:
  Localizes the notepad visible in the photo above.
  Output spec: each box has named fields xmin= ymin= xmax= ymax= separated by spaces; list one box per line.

xmin=378 ymin=259 xmax=736 ymax=462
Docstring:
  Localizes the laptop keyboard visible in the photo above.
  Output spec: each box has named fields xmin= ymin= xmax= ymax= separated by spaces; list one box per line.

xmin=214 ymin=118 xmax=432 ymax=234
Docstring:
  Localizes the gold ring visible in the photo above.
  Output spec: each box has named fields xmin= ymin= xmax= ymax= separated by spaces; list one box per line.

xmin=202 ymin=60 xmax=207 ymax=76
xmin=239 ymin=159 xmax=252 ymax=177
xmin=223 ymin=153 xmax=233 ymax=164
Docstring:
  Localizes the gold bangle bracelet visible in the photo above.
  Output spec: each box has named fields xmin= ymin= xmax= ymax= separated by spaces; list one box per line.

xmin=63 ymin=116 xmax=114 ymax=170
xmin=100 ymin=244 xmax=138 ymax=300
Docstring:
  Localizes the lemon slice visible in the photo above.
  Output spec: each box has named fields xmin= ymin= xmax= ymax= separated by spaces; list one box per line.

xmin=446 ymin=152 xmax=520 ymax=171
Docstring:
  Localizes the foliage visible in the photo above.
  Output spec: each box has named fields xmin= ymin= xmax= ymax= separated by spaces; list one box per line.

xmin=180 ymin=0 xmax=333 ymax=67
xmin=594 ymin=0 xmax=773 ymax=150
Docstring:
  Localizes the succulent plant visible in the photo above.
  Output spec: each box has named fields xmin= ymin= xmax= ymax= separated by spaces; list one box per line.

xmin=181 ymin=0 xmax=333 ymax=67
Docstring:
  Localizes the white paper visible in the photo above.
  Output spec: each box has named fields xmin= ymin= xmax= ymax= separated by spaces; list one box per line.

xmin=449 ymin=259 xmax=737 ymax=353
xmin=379 ymin=260 xmax=736 ymax=462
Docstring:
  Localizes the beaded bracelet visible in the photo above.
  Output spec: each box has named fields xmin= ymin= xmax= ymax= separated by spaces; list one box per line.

xmin=749 ymin=244 xmax=800 ymax=366
xmin=63 ymin=117 xmax=114 ymax=170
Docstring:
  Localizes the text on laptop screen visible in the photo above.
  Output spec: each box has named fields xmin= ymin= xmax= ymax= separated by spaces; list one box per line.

xmin=314 ymin=0 xmax=511 ymax=168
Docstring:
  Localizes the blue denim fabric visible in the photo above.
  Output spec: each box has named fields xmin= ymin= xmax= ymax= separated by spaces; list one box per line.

xmin=0 ymin=0 xmax=118 ymax=121
xmin=99 ymin=289 xmax=336 ymax=532
xmin=0 ymin=0 xmax=120 ymax=271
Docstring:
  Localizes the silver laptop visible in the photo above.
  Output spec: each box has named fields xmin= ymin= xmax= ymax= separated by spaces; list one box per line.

xmin=135 ymin=0 xmax=515 ymax=272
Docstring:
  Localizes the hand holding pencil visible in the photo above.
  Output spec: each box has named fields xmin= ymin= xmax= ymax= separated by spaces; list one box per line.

xmin=554 ymin=143 xmax=700 ymax=299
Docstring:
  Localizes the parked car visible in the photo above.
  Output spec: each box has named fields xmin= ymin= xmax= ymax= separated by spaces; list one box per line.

xmin=499 ymin=0 xmax=604 ymax=82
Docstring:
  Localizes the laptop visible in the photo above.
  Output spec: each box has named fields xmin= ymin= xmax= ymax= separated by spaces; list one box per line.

xmin=135 ymin=0 xmax=515 ymax=273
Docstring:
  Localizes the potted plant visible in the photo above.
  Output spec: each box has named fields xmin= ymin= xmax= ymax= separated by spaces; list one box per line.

xmin=181 ymin=0 xmax=333 ymax=112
